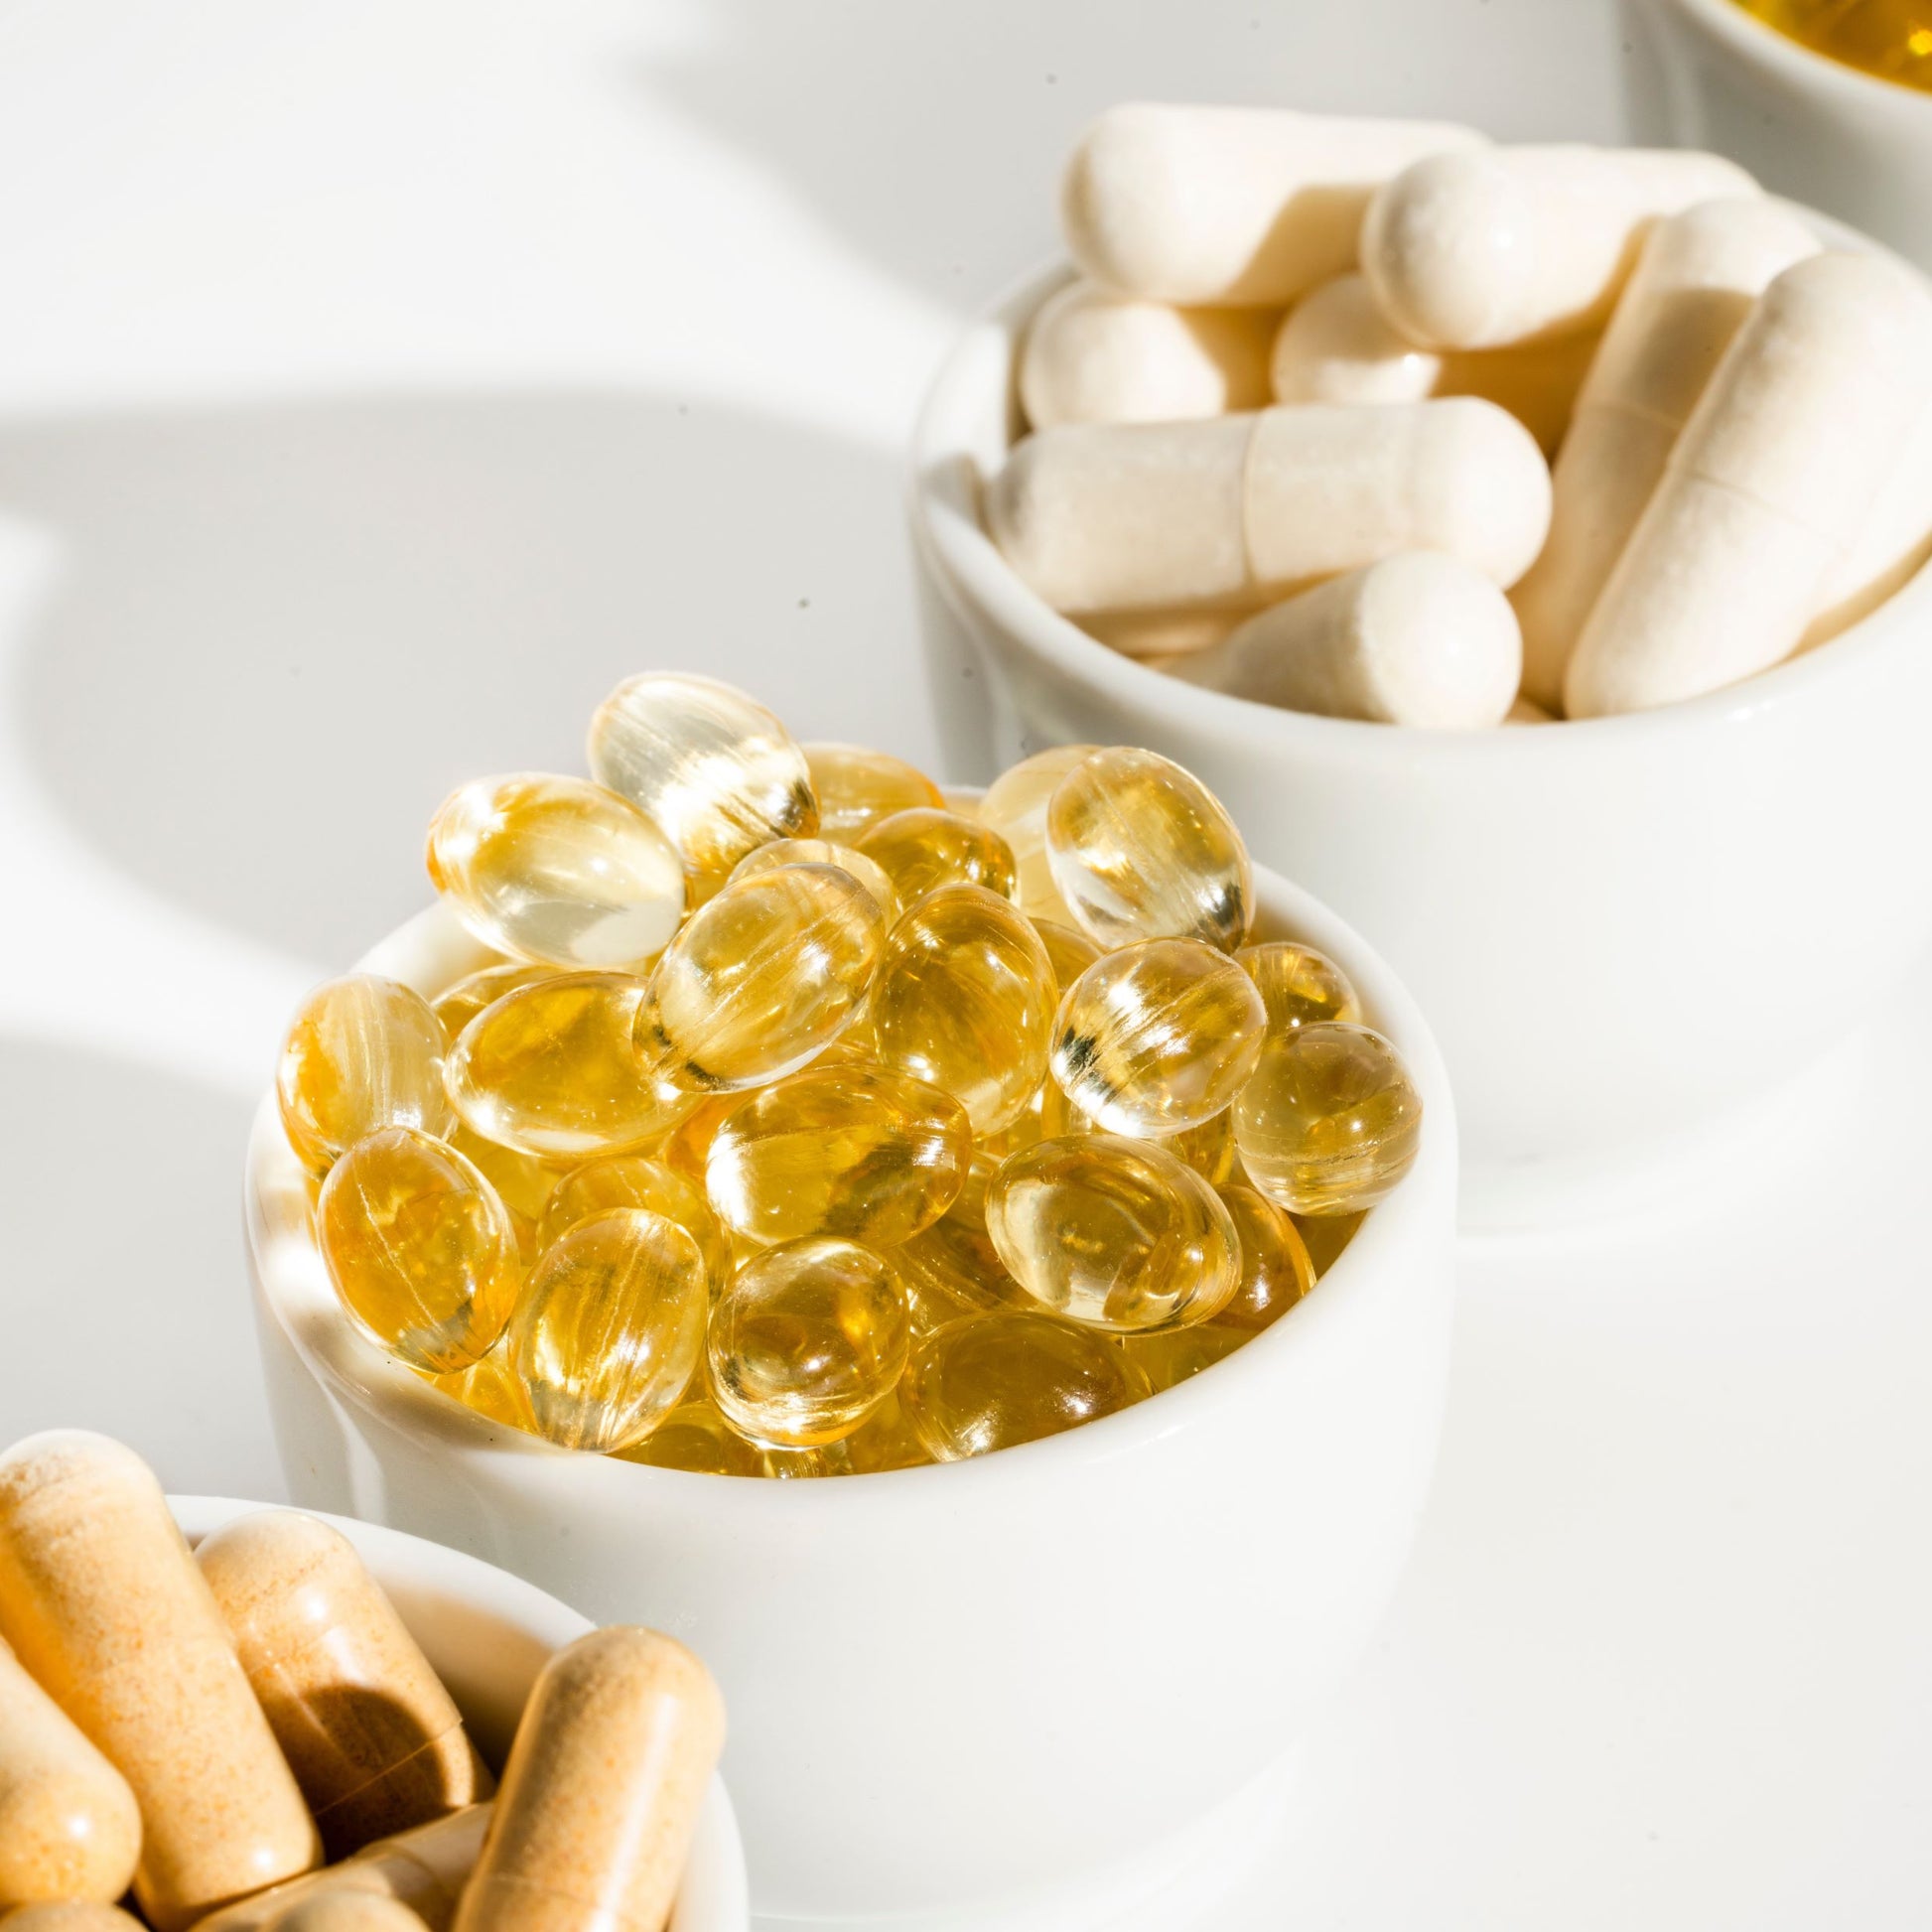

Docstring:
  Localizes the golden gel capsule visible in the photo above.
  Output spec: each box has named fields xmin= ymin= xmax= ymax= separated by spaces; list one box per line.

xmin=447 ymin=1126 xmax=556 ymax=1227
xmin=0 ymin=1434 xmax=321 ymax=1930
xmin=429 ymin=1349 xmax=529 ymax=1436
xmin=536 ymin=1155 xmax=733 ymax=1295
xmin=447 ymin=973 xmax=694 ymax=1160
xmin=1166 ymin=1108 xmax=1238 ymax=1184
xmin=319 ymin=1128 xmax=521 ymax=1373
xmin=709 ymin=1237 xmax=910 ymax=1447
xmin=658 ymin=1092 xmax=742 ymax=1184
xmin=1733 ymin=0 xmax=1932 ymax=90
xmin=705 ymin=1063 xmax=972 ymax=1248
xmin=900 ymin=1311 xmax=1148 ymax=1461
xmin=1115 ymin=1322 xmax=1243 ymax=1395
xmin=986 ymin=1134 xmax=1240 ymax=1332
xmin=855 ymin=807 xmax=1019 ymax=905
xmin=425 ymin=774 xmax=685 ymax=973
xmin=430 ymin=964 xmax=558 ymax=1045
xmin=1235 ymin=1021 xmax=1424 ymax=1215
xmin=893 ymin=1199 xmax=1023 ymax=1333
xmin=726 ymin=837 xmax=899 ymax=924
xmin=841 ymin=1391 xmax=931 ymax=1472
xmin=1298 ymin=1209 xmax=1364 ymax=1277
xmin=0 ymin=1636 xmax=140 ymax=1908
xmin=1032 ymin=915 xmax=1102 ymax=992
xmin=506 ymin=1209 xmax=710 ymax=1452
xmin=979 ymin=745 xmax=1099 ymax=920
xmin=867 ymin=884 xmax=1057 ymax=1136
xmin=614 ymin=1399 xmax=770 ymax=1476
xmin=279 ymin=977 xmax=455 ymax=1178
xmin=1049 ymin=937 xmax=1267 ymax=1136
xmin=802 ymin=743 xmax=945 ymax=840
xmin=1044 ymin=747 xmax=1253 ymax=952
xmin=1216 ymin=1184 xmax=1315 ymax=1331
xmin=587 ymin=671 xmax=817 ymax=895
xmin=1236 ymin=939 xmax=1362 ymax=1033
xmin=639 ymin=864 xmax=886 ymax=1092
xmin=451 ymin=1628 xmax=724 ymax=1932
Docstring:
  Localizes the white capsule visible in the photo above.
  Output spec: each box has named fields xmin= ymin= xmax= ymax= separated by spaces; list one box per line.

xmin=1083 ymin=608 xmax=1245 ymax=661
xmin=1802 ymin=383 xmax=1932 ymax=647
xmin=1062 ymin=103 xmax=1486 ymax=308
xmin=988 ymin=399 xmax=1550 ymax=618
xmin=1168 ymin=552 xmax=1521 ymax=729
xmin=1361 ymin=145 xmax=1759 ymax=351
xmin=1566 ymin=251 xmax=1932 ymax=718
xmin=1509 ymin=199 xmax=1820 ymax=710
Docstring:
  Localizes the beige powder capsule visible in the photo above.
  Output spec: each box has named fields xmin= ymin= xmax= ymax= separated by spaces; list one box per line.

xmin=267 ymin=1894 xmax=431 ymax=1932
xmin=0 ymin=1908 xmax=145 ymax=1930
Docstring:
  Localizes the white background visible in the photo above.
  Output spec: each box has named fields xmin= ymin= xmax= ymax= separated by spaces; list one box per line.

xmin=1 ymin=3 xmax=1928 ymax=1925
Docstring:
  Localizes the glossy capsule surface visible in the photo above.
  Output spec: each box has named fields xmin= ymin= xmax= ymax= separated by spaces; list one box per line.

xmin=431 ymin=963 xmax=558 ymax=1044
xmin=425 ymin=773 xmax=685 ymax=972
xmin=447 ymin=1125 xmax=556 ymax=1230
xmin=278 ymin=977 xmax=454 ymax=1177
xmin=537 ymin=1154 xmax=733 ymax=1295
xmin=802 ymin=743 xmax=944 ymax=840
xmin=985 ymin=1134 xmax=1240 ymax=1332
xmin=978 ymin=745 xmax=1098 ymax=921
xmin=639 ymin=864 xmax=886 ymax=1092
xmin=615 ymin=1399 xmax=770 ymax=1476
xmin=708 ymin=1237 xmax=909 ymax=1447
xmin=866 ymin=885 xmax=1056 ymax=1136
xmin=1031 ymin=915 xmax=1102 ymax=992
xmin=318 ymin=1128 xmax=521 ymax=1372
xmin=1117 ymin=1321 xmax=1244 ymax=1395
xmin=855 ymin=807 xmax=1019 ymax=905
xmin=432 ymin=1346 xmax=528 ymax=1433
xmin=1215 ymin=1183 xmax=1315 ymax=1331
xmin=505 ymin=1208 xmax=709 ymax=1451
xmin=727 ymin=837 xmax=898 ymax=923
xmin=1049 ymin=938 xmax=1267 ymax=1135
xmin=1234 ymin=1021 xmax=1424 ymax=1214
xmin=892 ymin=1193 xmax=1022 ymax=1333
xmin=705 ymin=1064 xmax=971 ymax=1248
xmin=1044 ymin=747 xmax=1252 ymax=952
xmin=1236 ymin=940 xmax=1362 ymax=1033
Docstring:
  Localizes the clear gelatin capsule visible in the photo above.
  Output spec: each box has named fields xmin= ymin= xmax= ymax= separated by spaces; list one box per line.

xmin=1116 ymin=1321 xmax=1244 ymax=1395
xmin=450 ymin=1123 xmax=557 ymax=1226
xmin=432 ymin=962 xmax=559 ymax=1045
xmin=537 ymin=1154 xmax=734 ymax=1296
xmin=1031 ymin=915 xmax=1102 ymax=992
xmin=658 ymin=1091 xmax=744 ymax=1184
xmin=840 ymin=1389 xmax=932 ymax=1472
xmin=1049 ymin=937 xmax=1267 ymax=1135
xmin=278 ymin=976 xmax=454 ymax=1177
xmin=425 ymin=773 xmax=686 ymax=972
xmin=1166 ymin=1107 xmax=1238 ymax=1184
xmin=1298 ymin=1209 xmax=1365 ymax=1276
xmin=447 ymin=973 xmax=694 ymax=1159
xmin=1236 ymin=940 xmax=1362 ymax=1033
xmin=727 ymin=837 xmax=899 ymax=924
xmin=893 ymin=1199 xmax=1022 ymax=1333
xmin=639 ymin=864 xmax=887 ymax=1091
xmin=979 ymin=745 xmax=1099 ymax=920
xmin=614 ymin=1399 xmax=769 ymax=1476
xmin=708 ymin=1237 xmax=909 ymax=1448
xmin=1215 ymin=1183 xmax=1316 ymax=1331
xmin=855 ymin=807 xmax=1019 ymax=905
xmin=1044 ymin=746 xmax=1253 ymax=952
xmin=900 ymin=1310 xmax=1148 ymax=1461
xmin=318 ymin=1127 xmax=521 ymax=1372
xmin=985 ymin=1134 xmax=1240 ymax=1332
xmin=802 ymin=743 xmax=944 ymax=841
xmin=705 ymin=1063 xmax=972 ymax=1248
xmin=505 ymin=1208 xmax=709 ymax=1452
xmin=866 ymin=884 xmax=1056 ymax=1136
xmin=1234 ymin=1021 xmax=1423 ymax=1214
xmin=432 ymin=1345 xmax=529 ymax=1432
xmin=586 ymin=672 xmax=817 ymax=895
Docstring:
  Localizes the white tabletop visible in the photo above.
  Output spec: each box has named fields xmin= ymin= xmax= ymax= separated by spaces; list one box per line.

xmin=6 ymin=3 xmax=1924 ymax=1925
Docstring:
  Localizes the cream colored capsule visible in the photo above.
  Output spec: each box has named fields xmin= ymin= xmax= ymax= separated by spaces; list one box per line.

xmin=988 ymin=399 xmax=1550 ymax=617
xmin=1168 ymin=552 xmax=1522 ymax=728
xmin=0 ymin=1433 xmax=320 ymax=1931
xmin=0 ymin=1908 xmax=145 ymax=1930
xmin=1509 ymin=198 xmax=1820 ymax=709
xmin=1566 ymin=251 xmax=1932 ymax=717
xmin=1803 ymin=386 xmax=1932 ymax=647
xmin=1082 ymin=608 xmax=1244 ymax=661
xmin=268 ymin=1898 xmax=428 ymax=1932
xmin=197 ymin=1511 xmax=491 ymax=1861
xmin=1061 ymin=102 xmax=1486 ymax=307
xmin=1361 ymin=145 xmax=1758 ymax=350
xmin=451 ymin=1627 xmax=724 ymax=1932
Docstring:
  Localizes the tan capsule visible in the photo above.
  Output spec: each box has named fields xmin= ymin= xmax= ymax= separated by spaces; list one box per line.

xmin=0 ymin=1433 xmax=320 ymax=1930
xmin=268 ymin=1897 xmax=429 ymax=1932
xmin=536 ymin=1155 xmax=733 ymax=1296
xmin=978 ymin=746 xmax=1100 ymax=922
xmin=726 ymin=837 xmax=899 ymax=924
xmin=854 ymin=806 xmax=1019 ymax=905
xmin=0 ymin=1909 xmax=145 ymax=1931
xmin=450 ymin=1628 xmax=724 ymax=1932
xmin=197 ymin=1511 xmax=491 ymax=1862
xmin=801 ymin=743 xmax=944 ymax=839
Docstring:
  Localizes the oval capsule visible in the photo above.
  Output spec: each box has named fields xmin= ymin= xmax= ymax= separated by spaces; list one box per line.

xmin=892 ymin=1193 xmax=1024 ymax=1333
xmin=802 ymin=743 xmax=944 ymax=840
xmin=726 ymin=837 xmax=898 ymax=924
xmin=535 ymin=1154 xmax=733 ymax=1295
xmin=429 ymin=963 xmax=559 ymax=1045
xmin=978 ymin=746 xmax=1100 ymax=921
xmin=855 ymin=807 xmax=1019 ymax=905
xmin=1235 ymin=940 xmax=1362 ymax=1033
xmin=1215 ymin=1184 xmax=1316 ymax=1331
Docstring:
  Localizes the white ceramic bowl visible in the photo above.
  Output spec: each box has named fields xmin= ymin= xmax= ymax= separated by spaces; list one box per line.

xmin=168 ymin=1496 xmax=748 ymax=1932
xmin=247 ymin=873 xmax=1455 ymax=1932
xmin=908 ymin=236 xmax=1932 ymax=1229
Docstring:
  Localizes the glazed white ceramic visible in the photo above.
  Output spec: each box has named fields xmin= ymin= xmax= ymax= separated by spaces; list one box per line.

xmin=168 ymin=1496 xmax=748 ymax=1932
xmin=247 ymin=875 xmax=1456 ymax=1932
xmin=908 ymin=225 xmax=1932 ymax=1229
xmin=1622 ymin=0 xmax=1932 ymax=273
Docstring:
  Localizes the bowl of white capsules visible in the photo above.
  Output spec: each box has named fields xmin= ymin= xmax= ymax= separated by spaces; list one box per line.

xmin=910 ymin=102 xmax=1932 ymax=1229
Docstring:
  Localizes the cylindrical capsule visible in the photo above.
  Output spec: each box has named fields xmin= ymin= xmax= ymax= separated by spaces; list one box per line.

xmin=976 ymin=746 xmax=1099 ymax=923
xmin=196 ymin=1511 xmax=491 ymax=1861
xmin=1236 ymin=940 xmax=1362 ymax=1034
xmin=801 ymin=743 xmax=944 ymax=840
xmin=450 ymin=1628 xmax=724 ymax=1932
xmin=0 ymin=1909 xmax=145 ymax=1931
xmin=536 ymin=1155 xmax=733 ymax=1296
xmin=1804 ymin=390 xmax=1932 ymax=646
xmin=1083 ymin=608 xmax=1242 ymax=662
xmin=267 ymin=1897 xmax=429 ymax=1932
xmin=0 ymin=1433 xmax=320 ymax=1930
xmin=1214 ymin=1184 xmax=1316 ymax=1332
xmin=854 ymin=807 xmax=1019 ymax=905
xmin=726 ymin=837 xmax=898 ymax=924
xmin=1061 ymin=102 xmax=1487 ymax=307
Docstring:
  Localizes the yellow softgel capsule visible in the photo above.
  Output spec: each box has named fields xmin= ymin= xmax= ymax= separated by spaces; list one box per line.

xmin=318 ymin=1127 xmax=521 ymax=1372
xmin=866 ymin=884 xmax=1056 ymax=1136
xmin=1216 ymin=1184 xmax=1316 ymax=1331
xmin=727 ymin=837 xmax=899 ymax=924
xmin=1044 ymin=747 xmax=1252 ymax=952
xmin=985 ymin=1134 xmax=1240 ymax=1332
xmin=893 ymin=1191 xmax=1022 ymax=1332
xmin=504 ymin=1207 xmax=708 ymax=1452
xmin=855 ymin=807 xmax=1019 ymax=905
xmin=448 ymin=1124 xmax=557 ymax=1226
xmin=900 ymin=1311 xmax=1148 ymax=1461
xmin=425 ymin=773 xmax=686 ymax=972
xmin=707 ymin=1237 xmax=909 ymax=1448
xmin=1735 ymin=0 xmax=1932 ymax=89
xmin=1167 ymin=1108 xmax=1238 ymax=1184
xmin=587 ymin=672 xmax=817 ymax=895
xmin=1236 ymin=940 xmax=1362 ymax=1033
xmin=705 ymin=1063 xmax=972 ymax=1248
xmin=1032 ymin=915 xmax=1102 ymax=992
xmin=431 ymin=1346 xmax=530 ymax=1432
xmin=278 ymin=976 xmax=454 ymax=1177
xmin=447 ymin=973 xmax=693 ymax=1159
xmin=658 ymin=1091 xmax=743 ymax=1184
xmin=979 ymin=745 xmax=1098 ymax=920
xmin=614 ymin=1399 xmax=769 ymax=1476
xmin=802 ymin=743 xmax=945 ymax=840
xmin=639 ymin=864 xmax=886 ymax=1092
xmin=1234 ymin=1022 xmax=1423 ymax=1215
xmin=1298 ymin=1209 xmax=1364 ymax=1277
xmin=1116 ymin=1321 xmax=1244 ymax=1395
xmin=1049 ymin=937 xmax=1267 ymax=1136
xmin=537 ymin=1154 xmax=734 ymax=1295
xmin=432 ymin=962 xmax=560 ymax=1044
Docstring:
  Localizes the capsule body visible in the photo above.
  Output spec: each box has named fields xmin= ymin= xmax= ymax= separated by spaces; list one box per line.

xmin=800 ymin=743 xmax=943 ymax=840
xmin=0 ymin=1909 xmax=145 ymax=1931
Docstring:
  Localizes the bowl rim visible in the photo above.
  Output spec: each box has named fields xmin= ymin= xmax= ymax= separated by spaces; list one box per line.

xmin=1650 ymin=0 xmax=1932 ymax=115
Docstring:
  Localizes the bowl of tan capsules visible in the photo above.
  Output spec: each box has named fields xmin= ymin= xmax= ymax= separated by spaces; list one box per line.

xmin=909 ymin=101 xmax=1932 ymax=1229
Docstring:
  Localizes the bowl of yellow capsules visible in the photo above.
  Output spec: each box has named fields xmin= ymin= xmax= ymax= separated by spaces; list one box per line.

xmin=244 ymin=672 xmax=1454 ymax=1930
xmin=909 ymin=102 xmax=1932 ymax=1229
xmin=0 ymin=1428 xmax=746 ymax=1930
